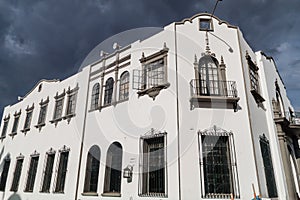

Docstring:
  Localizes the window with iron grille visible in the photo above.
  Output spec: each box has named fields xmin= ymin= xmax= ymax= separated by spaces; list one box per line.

xmin=10 ymin=157 xmax=24 ymax=192
xmin=198 ymin=126 xmax=239 ymax=199
xmin=0 ymin=157 xmax=11 ymax=191
xmin=104 ymin=78 xmax=114 ymax=106
xmin=25 ymin=155 xmax=39 ymax=192
xmin=84 ymin=145 xmax=100 ymax=193
xmin=54 ymin=151 xmax=69 ymax=193
xmin=139 ymin=133 xmax=167 ymax=197
xmin=119 ymin=71 xmax=130 ymax=101
xmin=1 ymin=116 xmax=9 ymax=138
xmin=249 ymin=66 xmax=259 ymax=92
xmin=11 ymin=111 xmax=21 ymax=135
xmin=41 ymin=152 xmax=55 ymax=193
xmin=91 ymin=83 xmax=100 ymax=110
xmin=260 ymin=135 xmax=278 ymax=198
xmin=103 ymin=142 xmax=122 ymax=195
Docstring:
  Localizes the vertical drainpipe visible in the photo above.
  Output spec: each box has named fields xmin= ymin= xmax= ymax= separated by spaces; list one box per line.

xmin=74 ymin=65 xmax=92 ymax=200
xmin=174 ymin=23 xmax=182 ymax=200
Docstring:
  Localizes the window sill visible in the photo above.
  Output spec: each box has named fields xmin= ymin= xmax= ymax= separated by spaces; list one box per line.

xmin=82 ymin=192 xmax=99 ymax=196
xmin=35 ymin=123 xmax=46 ymax=131
xmin=250 ymin=89 xmax=265 ymax=103
xmin=0 ymin=136 xmax=6 ymax=140
xmin=139 ymin=193 xmax=167 ymax=198
xmin=63 ymin=113 xmax=76 ymax=123
xmin=50 ymin=117 xmax=63 ymax=126
xmin=9 ymin=132 xmax=17 ymax=137
xmin=21 ymin=128 xmax=30 ymax=134
xmin=137 ymin=82 xmax=170 ymax=100
xmin=101 ymin=192 xmax=121 ymax=197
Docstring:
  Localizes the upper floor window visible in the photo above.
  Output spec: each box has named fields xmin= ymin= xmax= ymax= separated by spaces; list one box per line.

xmin=246 ymin=52 xmax=265 ymax=104
xmin=54 ymin=146 xmax=70 ymax=193
xmin=198 ymin=126 xmax=239 ymax=199
xmin=36 ymin=97 xmax=49 ymax=130
xmin=52 ymin=91 xmax=65 ymax=123
xmin=119 ymin=71 xmax=130 ymax=101
xmin=133 ymin=44 xmax=170 ymax=100
xmin=260 ymin=134 xmax=278 ymax=198
xmin=65 ymin=85 xmax=79 ymax=117
xmin=103 ymin=142 xmax=123 ymax=196
xmin=199 ymin=18 xmax=213 ymax=31
xmin=41 ymin=148 xmax=56 ymax=193
xmin=104 ymin=78 xmax=114 ymax=106
xmin=25 ymin=152 xmax=39 ymax=192
xmin=84 ymin=145 xmax=101 ymax=194
xmin=91 ymin=83 xmax=100 ymax=110
xmin=0 ymin=156 xmax=11 ymax=191
xmin=10 ymin=111 xmax=21 ymax=136
xmin=10 ymin=154 xmax=24 ymax=192
xmin=22 ymin=104 xmax=34 ymax=133
xmin=139 ymin=131 xmax=167 ymax=197
xmin=1 ymin=115 xmax=10 ymax=138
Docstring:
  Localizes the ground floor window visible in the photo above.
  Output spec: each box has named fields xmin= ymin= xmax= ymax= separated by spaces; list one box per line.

xmin=139 ymin=131 xmax=167 ymax=197
xmin=260 ymin=134 xmax=277 ymax=197
xmin=54 ymin=147 xmax=69 ymax=193
xmin=10 ymin=155 xmax=24 ymax=192
xmin=41 ymin=150 xmax=55 ymax=193
xmin=84 ymin=145 xmax=100 ymax=193
xmin=198 ymin=126 xmax=239 ymax=198
xmin=0 ymin=157 xmax=11 ymax=191
xmin=25 ymin=154 xmax=39 ymax=192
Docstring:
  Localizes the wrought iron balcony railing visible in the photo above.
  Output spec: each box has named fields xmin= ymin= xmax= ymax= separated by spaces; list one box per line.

xmin=190 ymin=79 xmax=238 ymax=98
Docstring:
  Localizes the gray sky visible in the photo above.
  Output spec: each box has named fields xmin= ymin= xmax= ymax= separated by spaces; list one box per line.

xmin=0 ymin=0 xmax=299 ymax=118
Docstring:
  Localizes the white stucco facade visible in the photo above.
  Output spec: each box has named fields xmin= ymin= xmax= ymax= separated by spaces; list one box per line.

xmin=0 ymin=13 xmax=299 ymax=200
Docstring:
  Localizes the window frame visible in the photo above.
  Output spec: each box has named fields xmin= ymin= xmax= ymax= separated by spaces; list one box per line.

xmin=119 ymin=71 xmax=130 ymax=101
xmin=83 ymin=145 xmax=101 ymax=195
xmin=54 ymin=146 xmax=70 ymax=193
xmin=103 ymin=78 xmax=114 ymax=106
xmin=22 ymin=104 xmax=34 ymax=133
xmin=1 ymin=115 xmax=10 ymax=139
xmin=0 ymin=156 xmax=11 ymax=191
xmin=24 ymin=152 xmax=40 ymax=192
xmin=10 ymin=154 xmax=24 ymax=192
xmin=138 ymin=131 xmax=168 ymax=197
xmin=102 ymin=142 xmax=123 ymax=197
xmin=40 ymin=148 xmax=56 ymax=193
xmin=199 ymin=18 xmax=214 ymax=31
xmin=90 ymin=83 xmax=100 ymax=110
xmin=10 ymin=110 xmax=21 ymax=136
xmin=35 ymin=97 xmax=49 ymax=130
xmin=65 ymin=85 xmax=79 ymax=119
xmin=51 ymin=90 xmax=65 ymax=125
xmin=198 ymin=126 xmax=240 ymax=199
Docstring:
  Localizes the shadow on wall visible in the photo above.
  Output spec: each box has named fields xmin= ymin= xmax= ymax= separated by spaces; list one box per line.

xmin=7 ymin=194 xmax=22 ymax=200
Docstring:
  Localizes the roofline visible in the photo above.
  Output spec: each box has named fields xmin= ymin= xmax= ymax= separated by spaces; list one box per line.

xmin=174 ymin=13 xmax=238 ymax=29
xmin=21 ymin=79 xmax=60 ymax=100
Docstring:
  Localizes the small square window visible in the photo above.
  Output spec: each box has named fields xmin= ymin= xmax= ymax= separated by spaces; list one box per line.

xmin=199 ymin=18 xmax=213 ymax=31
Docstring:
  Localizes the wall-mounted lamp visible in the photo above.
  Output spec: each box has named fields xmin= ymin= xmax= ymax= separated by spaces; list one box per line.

xmin=123 ymin=165 xmax=133 ymax=183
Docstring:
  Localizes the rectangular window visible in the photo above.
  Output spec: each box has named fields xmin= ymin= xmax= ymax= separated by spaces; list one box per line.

xmin=66 ymin=92 xmax=77 ymax=116
xmin=139 ymin=134 xmax=167 ymax=197
xmin=53 ymin=98 xmax=64 ymax=120
xmin=0 ymin=158 xmax=11 ymax=191
xmin=41 ymin=153 xmax=55 ymax=193
xmin=25 ymin=156 xmax=39 ymax=192
xmin=54 ymin=151 xmax=69 ymax=193
xmin=199 ymin=18 xmax=213 ymax=31
xmin=10 ymin=157 xmax=24 ymax=192
xmin=1 ymin=117 xmax=9 ymax=138
xmin=11 ymin=113 xmax=21 ymax=135
xmin=38 ymin=104 xmax=48 ymax=125
xmin=249 ymin=66 xmax=259 ymax=92
xmin=260 ymin=135 xmax=278 ymax=198
xmin=198 ymin=127 xmax=239 ymax=199
xmin=23 ymin=110 xmax=33 ymax=131
xmin=142 ymin=58 xmax=165 ymax=89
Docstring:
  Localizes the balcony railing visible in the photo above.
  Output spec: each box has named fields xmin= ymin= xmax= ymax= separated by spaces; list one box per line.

xmin=284 ymin=111 xmax=300 ymax=125
xmin=190 ymin=79 xmax=238 ymax=98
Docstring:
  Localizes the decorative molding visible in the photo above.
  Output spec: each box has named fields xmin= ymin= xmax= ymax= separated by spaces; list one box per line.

xmin=30 ymin=150 xmax=40 ymax=157
xmin=16 ymin=153 xmax=25 ymax=160
xmin=39 ymin=96 xmax=49 ymax=105
xmin=46 ymin=147 xmax=56 ymax=155
xmin=59 ymin=145 xmax=70 ymax=153
xmin=140 ymin=128 xmax=167 ymax=139
xmin=26 ymin=103 xmax=34 ymax=111
xmin=198 ymin=125 xmax=232 ymax=136
xmin=54 ymin=89 xmax=66 ymax=99
xmin=14 ymin=110 xmax=22 ymax=117
xmin=66 ymin=83 xmax=79 ymax=95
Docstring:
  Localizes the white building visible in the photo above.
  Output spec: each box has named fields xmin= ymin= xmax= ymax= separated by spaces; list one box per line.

xmin=0 ymin=13 xmax=299 ymax=200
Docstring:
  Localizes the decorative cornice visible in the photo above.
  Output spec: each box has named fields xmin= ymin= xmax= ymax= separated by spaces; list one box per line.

xmin=198 ymin=125 xmax=232 ymax=136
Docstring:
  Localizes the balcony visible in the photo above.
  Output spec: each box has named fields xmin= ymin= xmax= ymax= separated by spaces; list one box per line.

xmin=190 ymin=79 xmax=240 ymax=110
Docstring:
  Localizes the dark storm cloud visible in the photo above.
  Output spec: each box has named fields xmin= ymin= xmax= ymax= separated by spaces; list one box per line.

xmin=0 ymin=0 xmax=300 ymax=117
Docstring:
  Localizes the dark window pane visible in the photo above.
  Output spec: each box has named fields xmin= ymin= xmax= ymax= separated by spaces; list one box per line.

xmin=54 ymin=152 xmax=69 ymax=193
xmin=0 ymin=159 xmax=11 ymax=191
xmin=41 ymin=153 xmax=55 ymax=192
xmin=10 ymin=158 xmax=24 ymax=192
xmin=25 ymin=156 xmax=39 ymax=192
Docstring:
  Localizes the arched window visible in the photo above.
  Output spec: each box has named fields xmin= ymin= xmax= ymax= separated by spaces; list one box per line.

xmin=91 ymin=83 xmax=100 ymax=110
xmin=119 ymin=71 xmax=130 ymax=101
xmin=198 ymin=55 xmax=220 ymax=96
xmin=84 ymin=145 xmax=100 ymax=193
xmin=104 ymin=78 xmax=114 ymax=106
xmin=103 ymin=142 xmax=123 ymax=195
